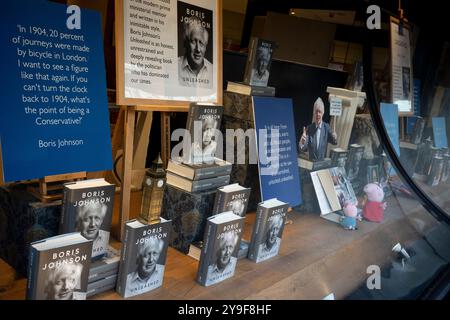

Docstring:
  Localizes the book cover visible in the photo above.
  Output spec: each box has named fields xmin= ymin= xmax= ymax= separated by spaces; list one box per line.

xmin=432 ymin=117 xmax=448 ymax=149
xmin=26 ymin=232 xmax=92 ymax=300
xmin=197 ymin=212 xmax=245 ymax=286
xmin=212 ymin=183 xmax=251 ymax=217
xmin=185 ymin=102 xmax=223 ymax=164
xmin=60 ymin=178 xmax=115 ymax=259
xmin=330 ymin=148 xmax=348 ymax=168
xmin=116 ymin=218 xmax=171 ymax=298
xmin=329 ymin=167 xmax=357 ymax=207
xmin=252 ymin=96 xmax=302 ymax=207
xmin=248 ymin=199 xmax=288 ymax=263
xmin=346 ymin=144 xmax=365 ymax=181
xmin=243 ymin=37 xmax=275 ymax=87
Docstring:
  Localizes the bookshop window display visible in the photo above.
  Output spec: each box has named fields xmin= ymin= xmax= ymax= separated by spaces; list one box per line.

xmin=1 ymin=1 xmax=450 ymax=302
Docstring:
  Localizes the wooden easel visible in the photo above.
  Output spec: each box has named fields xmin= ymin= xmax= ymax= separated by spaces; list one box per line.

xmin=114 ymin=0 xmax=223 ymax=240
xmin=113 ymin=105 xmax=189 ymax=239
xmin=1 ymin=142 xmax=86 ymax=202
xmin=28 ymin=172 xmax=87 ymax=203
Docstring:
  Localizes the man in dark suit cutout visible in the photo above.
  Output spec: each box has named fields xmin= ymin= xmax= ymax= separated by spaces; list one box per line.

xmin=299 ymin=97 xmax=338 ymax=161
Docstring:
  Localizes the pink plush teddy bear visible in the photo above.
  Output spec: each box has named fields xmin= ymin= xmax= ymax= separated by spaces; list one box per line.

xmin=362 ymin=183 xmax=387 ymax=222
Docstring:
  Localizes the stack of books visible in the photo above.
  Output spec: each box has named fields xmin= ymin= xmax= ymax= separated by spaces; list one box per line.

xmin=167 ymin=103 xmax=231 ymax=193
xmin=166 ymin=157 xmax=232 ymax=193
xmin=86 ymin=246 xmax=120 ymax=298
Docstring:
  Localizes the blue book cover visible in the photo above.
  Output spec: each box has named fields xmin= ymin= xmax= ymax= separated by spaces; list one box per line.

xmin=406 ymin=79 xmax=421 ymax=134
xmin=432 ymin=117 xmax=448 ymax=148
xmin=0 ymin=0 xmax=112 ymax=182
xmin=380 ymin=103 xmax=400 ymax=156
xmin=252 ymin=96 xmax=302 ymax=207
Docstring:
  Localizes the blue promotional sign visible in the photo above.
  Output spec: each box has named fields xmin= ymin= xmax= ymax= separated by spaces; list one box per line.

xmin=0 ymin=0 xmax=112 ymax=182
xmin=252 ymin=96 xmax=302 ymax=207
xmin=432 ymin=117 xmax=448 ymax=149
xmin=380 ymin=103 xmax=400 ymax=156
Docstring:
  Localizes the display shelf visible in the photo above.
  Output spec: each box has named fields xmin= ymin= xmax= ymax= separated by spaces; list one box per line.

xmin=1 ymin=188 xmax=442 ymax=300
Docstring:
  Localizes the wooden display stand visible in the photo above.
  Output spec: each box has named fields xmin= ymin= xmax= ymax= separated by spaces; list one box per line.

xmin=1 ymin=144 xmax=86 ymax=203
xmin=114 ymin=105 xmax=189 ymax=240
xmin=326 ymin=87 xmax=366 ymax=154
xmin=28 ymin=172 xmax=87 ymax=203
xmin=114 ymin=0 xmax=223 ymax=240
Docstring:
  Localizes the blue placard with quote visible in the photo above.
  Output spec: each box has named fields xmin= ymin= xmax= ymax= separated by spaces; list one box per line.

xmin=432 ymin=117 xmax=448 ymax=149
xmin=0 ymin=0 xmax=112 ymax=182
xmin=252 ymin=96 xmax=302 ymax=207
xmin=380 ymin=103 xmax=400 ymax=156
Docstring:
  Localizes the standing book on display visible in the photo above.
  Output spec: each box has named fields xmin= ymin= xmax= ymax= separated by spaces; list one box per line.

xmin=27 ymin=232 xmax=92 ymax=300
xmin=59 ymin=178 xmax=115 ymax=260
xmin=243 ymin=37 xmax=275 ymax=87
xmin=311 ymin=167 xmax=357 ymax=223
xmin=184 ymin=102 xmax=223 ymax=165
xmin=248 ymin=198 xmax=289 ymax=263
xmin=116 ymin=218 xmax=171 ymax=298
xmin=196 ymin=212 xmax=244 ymax=286
xmin=212 ymin=183 xmax=251 ymax=217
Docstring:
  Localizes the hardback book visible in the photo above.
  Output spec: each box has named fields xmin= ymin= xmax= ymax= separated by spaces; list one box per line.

xmin=330 ymin=148 xmax=348 ymax=168
xmin=184 ymin=102 xmax=223 ymax=164
xmin=226 ymin=81 xmax=275 ymax=97
xmin=60 ymin=178 xmax=115 ymax=260
xmin=87 ymin=274 xmax=117 ymax=298
xmin=26 ymin=232 xmax=93 ymax=300
xmin=212 ymin=183 xmax=251 ymax=217
xmin=166 ymin=172 xmax=230 ymax=193
xmin=88 ymin=246 xmax=120 ymax=284
xmin=298 ymin=156 xmax=332 ymax=171
xmin=116 ymin=218 xmax=171 ymax=298
xmin=243 ymin=37 xmax=275 ymax=87
xmin=167 ymin=157 xmax=232 ymax=181
xmin=248 ymin=198 xmax=288 ymax=263
xmin=196 ymin=211 xmax=245 ymax=287
xmin=345 ymin=144 xmax=365 ymax=181
xmin=189 ymin=240 xmax=249 ymax=261
xmin=310 ymin=167 xmax=357 ymax=223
